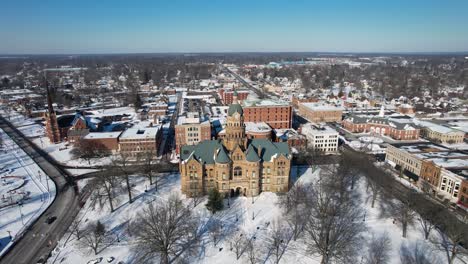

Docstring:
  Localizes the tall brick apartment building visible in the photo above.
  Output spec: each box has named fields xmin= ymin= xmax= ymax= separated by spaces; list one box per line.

xmin=242 ymin=99 xmax=293 ymax=129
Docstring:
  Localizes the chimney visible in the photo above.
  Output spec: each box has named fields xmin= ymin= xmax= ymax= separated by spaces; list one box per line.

xmin=257 ymin=146 xmax=262 ymax=157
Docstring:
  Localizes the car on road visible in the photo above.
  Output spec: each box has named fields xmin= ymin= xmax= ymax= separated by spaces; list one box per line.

xmin=87 ymin=257 xmax=103 ymax=264
xmin=107 ymin=256 xmax=115 ymax=262
xmin=45 ymin=216 xmax=57 ymax=224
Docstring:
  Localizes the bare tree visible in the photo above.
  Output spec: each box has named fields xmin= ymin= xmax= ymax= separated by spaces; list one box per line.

xmin=137 ymin=150 xmax=159 ymax=188
xmin=365 ymin=232 xmax=392 ymax=264
xmin=304 ymin=173 xmax=365 ymax=264
xmin=132 ymin=194 xmax=201 ymax=264
xmin=266 ymin=220 xmax=293 ymax=264
xmin=230 ymin=231 xmax=247 ymax=260
xmin=111 ymin=153 xmax=134 ymax=203
xmin=419 ymin=180 xmax=433 ymax=195
xmin=280 ymin=183 xmax=309 ymax=241
xmin=431 ymin=219 xmax=468 ymax=264
xmin=94 ymin=167 xmax=120 ymax=212
xmin=417 ymin=205 xmax=440 ymax=240
xmin=400 ymin=241 xmax=441 ymax=264
xmin=245 ymin=238 xmax=260 ymax=264
xmin=79 ymin=220 xmax=108 ymax=255
xmin=69 ymin=218 xmax=84 ymax=241
xmin=71 ymin=139 xmax=110 ymax=165
xmin=208 ymin=218 xmax=223 ymax=247
xmin=391 ymin=194 xmax=417 ymax=238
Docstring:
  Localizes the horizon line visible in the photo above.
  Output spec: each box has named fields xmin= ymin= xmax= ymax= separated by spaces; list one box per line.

xmin=1 ymin=50 xmax=468 ymax=57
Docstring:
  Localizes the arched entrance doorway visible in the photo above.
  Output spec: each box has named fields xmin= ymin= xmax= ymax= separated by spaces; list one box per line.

xmin=230 ymin=187 xmax=242 ymax=197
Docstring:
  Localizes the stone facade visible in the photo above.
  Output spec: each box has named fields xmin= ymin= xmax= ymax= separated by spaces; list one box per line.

xmin=179 ymin=98 xmax=291 ymax=197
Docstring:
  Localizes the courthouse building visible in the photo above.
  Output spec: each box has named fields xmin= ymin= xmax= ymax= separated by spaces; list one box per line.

xmin=179 ymin=94 xmax=291 ymax=197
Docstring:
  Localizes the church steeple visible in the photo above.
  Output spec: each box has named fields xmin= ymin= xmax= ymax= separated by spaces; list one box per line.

xmin=44 ymin=73 xmax=61 ymax=143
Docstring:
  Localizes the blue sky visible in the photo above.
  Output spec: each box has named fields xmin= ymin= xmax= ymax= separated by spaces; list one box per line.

xmin=0 ymin=0 xmax=467 ymax=54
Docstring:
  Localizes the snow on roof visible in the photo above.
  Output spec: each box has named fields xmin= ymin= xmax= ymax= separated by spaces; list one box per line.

xmin=399 ymin=143 xmax=449 ymax=153
xmin=301 ymin=123 xmax=338 ymax=135
xmin=430 ymin=158 xmax=468 ymax=168
xmin=301 ymin=102 xmax=343 ymax=111
xmin=245 ymin=122 xmax=271 ymax=133
xmin=119 ymin=127 xmax=160 ymax=140
xmin=87 ymin=107 xmax=136 ymax=118
xmin=242 ymin=99 xmax=289 ymax=107
xmin=84 ymin=132 xmax=122 ymax=139
xmin=414 ymin=120 xmax=461 ymax=134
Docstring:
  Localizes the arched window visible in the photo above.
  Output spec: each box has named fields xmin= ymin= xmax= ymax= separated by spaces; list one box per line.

xmin=233 ymin=166 xmax=242 ymax=177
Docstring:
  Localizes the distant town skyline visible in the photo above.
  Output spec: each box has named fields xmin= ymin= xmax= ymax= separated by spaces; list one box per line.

xmin=1 ymin=0 xmax=467 ymax=54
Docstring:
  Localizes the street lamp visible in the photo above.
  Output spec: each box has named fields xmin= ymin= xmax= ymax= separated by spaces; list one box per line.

xmin=18 ymin=204 xmax=24 ymax=225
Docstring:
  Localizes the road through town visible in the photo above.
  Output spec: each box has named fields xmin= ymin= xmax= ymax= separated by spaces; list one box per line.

xmin=0 ymin=115 xmax=80 ymax=264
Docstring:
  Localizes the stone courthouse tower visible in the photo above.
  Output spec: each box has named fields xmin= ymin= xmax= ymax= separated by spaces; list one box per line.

xmin=179 ymin=93 xmax=291 ymax=198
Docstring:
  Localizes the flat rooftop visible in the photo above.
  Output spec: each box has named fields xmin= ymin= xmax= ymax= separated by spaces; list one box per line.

xmin=84 ymin=132 xmax=122 ymax=139
xmin=242 ymin=99 xmax=290 ymax=107
xmin=119 ymin=127 xmax=160 ymax=140
xmin=245 ymin=122 xmax=272 ymax=133
xmin=301 ymin=102 xmax=344 ymax=111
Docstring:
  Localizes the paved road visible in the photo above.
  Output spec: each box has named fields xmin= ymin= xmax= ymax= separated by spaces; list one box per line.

xmin=222 ymin=65 xmax=277 ymax=99
xmin=0 ymin=116 xmax=80 ymax=264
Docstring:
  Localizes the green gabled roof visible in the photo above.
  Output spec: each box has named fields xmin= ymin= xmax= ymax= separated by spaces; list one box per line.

xmin=228 ymin=104 xmax=243 ymax=116
xmin=215 ymin=147 xmax=231 ymax=164
xmin=250 ymin=139 xmax=290 ymax=162
xmin=180 ymin=138 xmax=290 ymax=164
xmin=180 ymin=140 xmax=231 ymax=165
xmin=246 ymin=145 xmax=261 ymax=162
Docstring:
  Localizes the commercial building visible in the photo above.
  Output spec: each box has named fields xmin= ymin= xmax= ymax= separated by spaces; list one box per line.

xmin=301 ymin=123 xmax=339 ymax=154
xmin=175 ymin=112 xmax=211 ymax=154
xmin=343 ymin=115 xmax=420 ymax=140
xmin=415 ymin=120 xmax=465 ymax=144
xmin=385 ymin=143 xmax=468 ymax=207
xmin=179 ymin=97 xmax=291 ymax=197
xmin=298 ymin=103 xmax=343 ymax=123
xmin=242 ymin=99 xmax=293 ymax=129
xmin=119 ymin=126 xmax=162 ymax=158
xmin=83 ymin=132 xmax=122 ymax=153
xmin=219 ymin=88 xmax=250 ymax=105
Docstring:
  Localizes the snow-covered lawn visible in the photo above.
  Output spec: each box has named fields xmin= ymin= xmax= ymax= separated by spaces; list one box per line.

xmin=0 ymin=129 xmax=56 ymax=257
xmin=48 ymin=164 xmax=466 ymax=264
xmin=31 ymin=136 xmax=112 ymax=169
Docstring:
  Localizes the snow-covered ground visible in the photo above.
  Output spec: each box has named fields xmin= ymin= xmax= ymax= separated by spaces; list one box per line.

xmin=31 ymin=136 xmax=112 ymax=168
xmin=0 ymin=128 xmax=57 ymax=256
xmin=47 ymin=165 xmax=465 ymax=264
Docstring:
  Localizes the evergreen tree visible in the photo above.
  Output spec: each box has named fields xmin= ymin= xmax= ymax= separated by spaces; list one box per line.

xmin=206 ymin=188 xmax=224 ymax=214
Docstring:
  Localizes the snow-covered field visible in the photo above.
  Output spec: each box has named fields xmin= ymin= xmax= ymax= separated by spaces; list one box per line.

xmin=47 ymin=166 xmax=464 ymax=264
xmin=31 ymin=136 xmax=112 ymax=168
xmin=0 ymin=129 xmax=56 ymax=256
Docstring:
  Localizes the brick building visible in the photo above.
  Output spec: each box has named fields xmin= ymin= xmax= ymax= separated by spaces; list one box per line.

xmin=83 ymin=132 xmax=122 ymax=153
xmin=119 ymin=126 xmax=162 ymax=158
xmin=175 ymin=112 xmax=211 ymax=154
xmin=219 ymin=89 xmax=250 ymax=105
xmin=179 ymin=98 xmax=291 ymax=198
xmin=343 ymin=115 xmax=420 ymax=140
xmin=242 ymin=99 xmax=293 ymax=129
xmin=385 ymin=143 xmax=468 ymax=207
xmin=298 ymin=103 xmax=343 ymax=123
